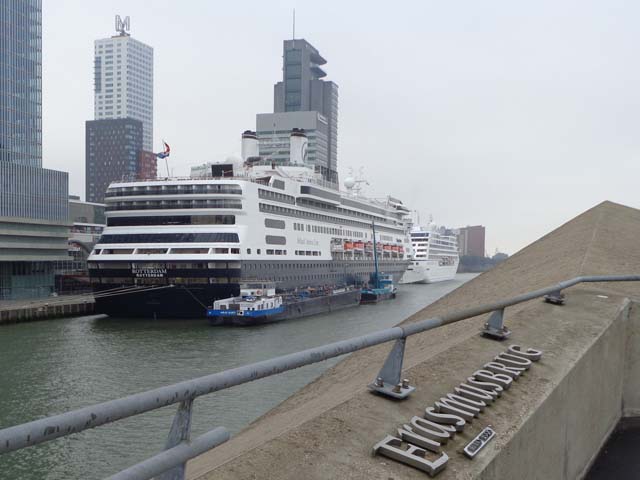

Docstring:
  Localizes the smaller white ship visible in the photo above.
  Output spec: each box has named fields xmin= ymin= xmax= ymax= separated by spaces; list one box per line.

xmin=400 ymin=219 xmax=459 ymax=284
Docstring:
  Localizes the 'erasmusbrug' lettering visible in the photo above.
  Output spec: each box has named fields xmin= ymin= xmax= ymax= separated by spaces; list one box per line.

xmin=373 ymin=345 xmax=543 ymax=477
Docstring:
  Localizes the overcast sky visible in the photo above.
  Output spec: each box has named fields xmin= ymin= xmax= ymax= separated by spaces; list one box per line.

xmin=42 ymin=0 xmax=640 ymax=255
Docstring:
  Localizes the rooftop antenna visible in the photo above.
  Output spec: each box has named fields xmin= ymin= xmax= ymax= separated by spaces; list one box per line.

xmin=292 ymin=9 xmax=296 ymax=39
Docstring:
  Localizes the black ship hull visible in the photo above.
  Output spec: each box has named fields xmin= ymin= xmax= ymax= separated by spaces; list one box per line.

xmin=90 ymin=259 xmax=409 ymax=318
xmin=360 ymin=290 xmax=396 ymax=304
xmin=93 ymin=283 xmax=236 ymax=319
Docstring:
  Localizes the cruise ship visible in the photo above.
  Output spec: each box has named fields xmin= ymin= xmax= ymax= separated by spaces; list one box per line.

xmin=400 ymin=220 xmax=460 ymax=284
xmin=87 ymin=131 xmax=412 ymax=318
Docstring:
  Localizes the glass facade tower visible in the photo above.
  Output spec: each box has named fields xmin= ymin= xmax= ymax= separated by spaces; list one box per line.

xmin=0 ymin=0 xmax=70 ymax=300
xmin=0 ymin=0 xmax=42 ymax=167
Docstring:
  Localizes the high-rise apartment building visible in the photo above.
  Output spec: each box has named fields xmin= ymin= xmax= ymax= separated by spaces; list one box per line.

xmin=0 ymin=0 xmax=70 ymax=299
xmin=85 ymin=118 xmax=144 ymax=203
xmin=93 ymin=19 xmax=153 ymax=150
xmin=257 ymin=39 xmax=339 ymax=183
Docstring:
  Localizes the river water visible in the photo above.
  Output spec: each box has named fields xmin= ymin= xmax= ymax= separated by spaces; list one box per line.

xmin=0 ymin=274 xmax=476 ymax=480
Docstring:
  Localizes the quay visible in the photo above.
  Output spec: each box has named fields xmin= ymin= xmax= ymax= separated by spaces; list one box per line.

xmin=186 ymin=201 xmax=640 ymax=479
xmin=0 ymin=295 xmax=95 ymax=325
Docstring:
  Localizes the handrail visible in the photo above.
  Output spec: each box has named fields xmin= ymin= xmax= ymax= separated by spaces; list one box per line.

xmin=1 ymin=274 xmax=639 ymax=480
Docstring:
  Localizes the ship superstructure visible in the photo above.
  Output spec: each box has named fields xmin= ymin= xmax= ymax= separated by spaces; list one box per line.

xmin=87 ymin=131 xmax=412 ymax=318
xmin=400 ymin=220 xmax=460 ymax=284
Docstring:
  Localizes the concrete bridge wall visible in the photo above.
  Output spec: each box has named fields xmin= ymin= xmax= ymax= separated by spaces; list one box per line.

xmin=481 ymin=300 xmax=637 ymax=480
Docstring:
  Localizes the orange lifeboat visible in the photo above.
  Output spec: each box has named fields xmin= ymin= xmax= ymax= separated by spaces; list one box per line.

xmin=354 ymin=241 xmax=365 ymax=250
xmin=383 ymin=244 xmax=392 ymax=252
xmin=344 ymin=241 xmax=354 ymax=250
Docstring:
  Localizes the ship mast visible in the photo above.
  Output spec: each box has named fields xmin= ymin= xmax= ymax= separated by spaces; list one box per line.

xmin=372 ymin=221 xmax=379 ymax=289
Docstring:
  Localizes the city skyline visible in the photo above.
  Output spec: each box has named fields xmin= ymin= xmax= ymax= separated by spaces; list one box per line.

xmin=40 ymin=1 xmax=640 ymax=255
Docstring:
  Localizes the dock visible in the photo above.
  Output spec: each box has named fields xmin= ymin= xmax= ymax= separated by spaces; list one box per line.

xmin=0 ymin=295 xmax=95 ymax=325
xmin=186 ymin=200 xmax=640 ymax=479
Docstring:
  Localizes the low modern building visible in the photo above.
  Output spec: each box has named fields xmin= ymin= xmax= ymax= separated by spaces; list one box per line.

xmin=457 ymin=225 xmax=486 ymax=257
xmin=54 ymin=197 xmax=106 ymax=294
xmin=85 ymin=118 xmax=144 ymax=203
xmin=256 ymin=111 xmax=336 ymax=184
xmin=0 ymin=164 xmax=70 ymax=300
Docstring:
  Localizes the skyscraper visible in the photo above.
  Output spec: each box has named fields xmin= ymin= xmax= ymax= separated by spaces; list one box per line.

xmin=257 ymin=39 xmax=339 ymax=183
xmin=0 ymin=0 xmax=42 ymax=166
xmin=0 ymin=0 xmax=70 ymax=299
xmin=93 ymin=17 xmax=153 ymax=150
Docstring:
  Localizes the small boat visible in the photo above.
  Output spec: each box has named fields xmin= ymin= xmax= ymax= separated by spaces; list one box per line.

xmin=360 ymin=273 xmax=397 ymax=304
xmin=360 ymin=222 xmax=398 ymax=304
xmin=207 ymin=282 xmax=361 ymax=326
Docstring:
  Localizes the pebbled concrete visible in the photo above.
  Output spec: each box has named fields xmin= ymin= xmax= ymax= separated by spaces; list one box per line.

xmin=187 ymin=201 xmax=640 ymax=480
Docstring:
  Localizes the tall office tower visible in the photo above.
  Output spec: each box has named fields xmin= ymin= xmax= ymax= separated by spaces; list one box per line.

xmin=93 ymin=17 xmax=153 ymax=150
xmin=85 ymin=118 xmax=144 ymax=203
xmin=0 ymin=0 xmax=70 ymax=300
xmin=257 ymin=39 xmax=339 ymax=184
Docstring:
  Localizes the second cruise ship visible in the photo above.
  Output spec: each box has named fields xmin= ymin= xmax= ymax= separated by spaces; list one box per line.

xmin=400 ymin=220 xmax=460 ymax=284
xmin=87 ymin=130 xmax=412 ymax=318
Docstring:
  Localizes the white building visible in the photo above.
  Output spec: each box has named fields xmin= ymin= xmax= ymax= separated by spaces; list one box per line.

xmin=94 ymin=23 xmax=154 ymax=151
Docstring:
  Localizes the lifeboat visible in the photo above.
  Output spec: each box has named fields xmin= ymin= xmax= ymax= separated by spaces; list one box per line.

xmin=344 ymin=241 xmax=354 ymax=251
xmin=354 ymin=241 xmax=365 ymax=250
xmin=392 ymin=245 xmax=400 ymax=253
xmin=383 ymin=244 xmax=393 ymax=252
xmin=365 ymin=242 xmax=373 ymax=251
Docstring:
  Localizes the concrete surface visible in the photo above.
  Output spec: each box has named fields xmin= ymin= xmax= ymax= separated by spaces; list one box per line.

xmin=0 ymin=295 xmax=95 ymax=324
xmin=186 ymin=201 xmax=640 ymax=479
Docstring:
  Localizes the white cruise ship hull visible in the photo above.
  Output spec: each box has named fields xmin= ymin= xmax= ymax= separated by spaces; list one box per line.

xmin=400 ymin=259 xmax=459 ymax=284
xmin=88 ymin=164 xmax=413 ymax=319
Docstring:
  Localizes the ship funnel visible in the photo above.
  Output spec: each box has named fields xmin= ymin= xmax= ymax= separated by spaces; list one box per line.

xmin=289 ymin=128 xmax=308 ymax=166
xmin=241 ymin=130 xmax=259 ymax=161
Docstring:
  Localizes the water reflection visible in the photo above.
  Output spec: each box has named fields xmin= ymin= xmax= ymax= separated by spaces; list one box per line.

xmin=0 ymin=274 xmax=476 ymax=479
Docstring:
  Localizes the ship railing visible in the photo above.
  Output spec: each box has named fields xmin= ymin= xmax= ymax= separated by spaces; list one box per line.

xmin=113 ymin=174 xmax=261 ymax=184
xmin=1 ymin=274 xmax=640 ymax=480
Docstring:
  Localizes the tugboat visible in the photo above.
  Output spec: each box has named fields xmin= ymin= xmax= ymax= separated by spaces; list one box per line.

xmin=360 ymin=222 xmax=398 ymax=304
xmin=207 ymin=281 xmax=361 ymax=326
xmin=360 ymin=272 xmax=397 ymax=304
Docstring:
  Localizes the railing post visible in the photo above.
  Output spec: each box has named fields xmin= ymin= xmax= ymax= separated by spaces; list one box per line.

xmin=481 ymin=308 xmax=511 ymax=340
xmin=368 ymin=338 xmax=415 ymax=399
xmin=544 ymin=290 xmax=566 ymax=305
xmin=157 ymin=398 xmax=194 ymax=480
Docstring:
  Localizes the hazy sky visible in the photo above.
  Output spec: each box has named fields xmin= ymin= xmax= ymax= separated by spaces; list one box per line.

xmin=42 ymin=1 xmax=640 ymax=255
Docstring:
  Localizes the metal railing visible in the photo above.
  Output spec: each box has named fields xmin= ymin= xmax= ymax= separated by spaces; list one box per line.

xmin=1 ymin=274 xmax=638 ymax=479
